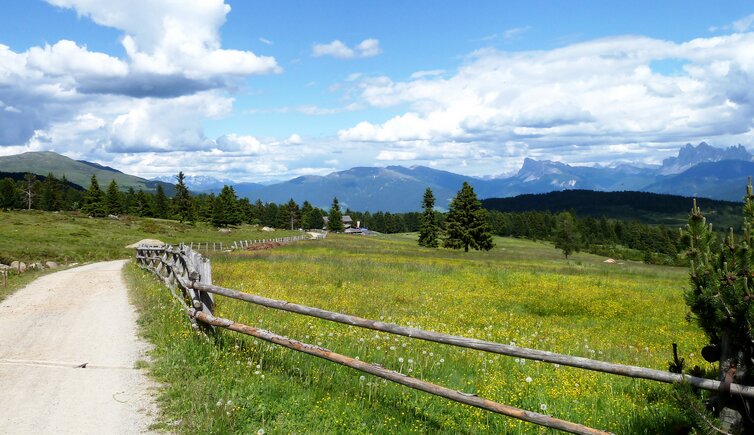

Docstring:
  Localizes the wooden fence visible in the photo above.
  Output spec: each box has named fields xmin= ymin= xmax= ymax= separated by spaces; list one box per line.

xmin=184 ymin=234 xmax=315 ymax=253
xmin=134 ymin=245 xmax=754 ymax=434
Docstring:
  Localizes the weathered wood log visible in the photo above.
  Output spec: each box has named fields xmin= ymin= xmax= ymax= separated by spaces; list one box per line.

xmin=190 ymin=281 xmax=754 ymax=399
xmin=190 ymin=309 xmax=609 ymax=435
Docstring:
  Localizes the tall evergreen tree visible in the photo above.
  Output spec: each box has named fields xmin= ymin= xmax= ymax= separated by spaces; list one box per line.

xmin=134 ymin=189 xmax=152 ymax=217
xmin=124 ymin=187 xmax=137 ymax=215
xmin=105 ymin=179 xmax=123 ymax=216
xmin=212 ymin=185 xmax=242 ymax=227
xmin=308 ymin=207 xmax=325 ymax=229
xmin=152 ymin=184 xmax=170 ymax=219
xmin=553 ymin=212 xmax=581 ymax=259
xmin=81 ymin=174 xmax=106 ymax=217
xmin=328 ymin=197 xmax=344 ymax=232
xmin=300 ymin=200 xmax=314 ymax=229
xmin=39 ymin=173 xmax=63 ymax=211
xmin=173 ymin=172 xmax=195 ymax=223
xmin=418 ymin=187 xmax=440 ymax=247
xmin=443 ymin=182 xmax=493 ymax=252
xmin=0 ymin=178 xmax=18 ymax=210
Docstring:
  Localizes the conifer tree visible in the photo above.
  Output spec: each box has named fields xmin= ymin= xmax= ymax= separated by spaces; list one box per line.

xmin=300 ymin=200 xmax=314 ymax=229
xmin=123 ymin=187 xmax=137 ymax=215
xmin=682 ymin=181 xmax=754 ymax=432
xmin=328 ymin=197 xmax=344 ymax=232
xmin=22 ymin=172 xmax=37 ymax=210
xmin=553 ymin=212 xmax=581 ymax=259
xmin=418 ymin=187 xmax=440 ymax=247
xmin=309 ymin=207 xmax=325 ymax=229
xmin=152 ymin=184 xmax=170 ymax=219
xmin=81 ymin=174 xmax=105 ymax=217
xmin=443 ymin=182 xmax=493 ymax=252
xmin=39 ymin=173 xmax=63 ymax=211
xmin=105 ymin=179 xmax=123 ymax=216
xmin=212 ymin=185 xmax=242 ymax=227
xmin=285 ymin=198 xmax=300 ymax=230
xmin=134 ymin=189 xmax=152 ymax=217
xmin=173 ymin=172 xmax=195 ymax=223
xmin=0 ymin=178 xmax=18 ymax=210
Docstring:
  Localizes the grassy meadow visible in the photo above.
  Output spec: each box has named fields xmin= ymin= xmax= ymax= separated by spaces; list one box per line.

xmin=0 ymin=210 xmax=297 ymax=301
xmin=127 ymin=232 xmax=710 ymax=434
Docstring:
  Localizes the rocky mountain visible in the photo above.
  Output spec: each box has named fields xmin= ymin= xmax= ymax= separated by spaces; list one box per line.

xmin=659 ymin=142 xmax=753 ymax=175
xmin=644 ymin=160 xmax=754 ymax=202
xmin=0 ymin=151 xmax=174 ymax=194
xmin=4 ymin=142 xmax=753 ymax=211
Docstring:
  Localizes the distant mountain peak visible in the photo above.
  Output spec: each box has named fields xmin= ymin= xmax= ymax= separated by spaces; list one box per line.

xmin=660 ymin=142 xmax=752 ymax=175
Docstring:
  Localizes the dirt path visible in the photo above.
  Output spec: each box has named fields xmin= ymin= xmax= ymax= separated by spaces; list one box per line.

xmin=0 ymin=260 xmax=159 ymax=434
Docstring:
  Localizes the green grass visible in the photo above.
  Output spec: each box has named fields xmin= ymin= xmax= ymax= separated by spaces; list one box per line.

xmin=0 ymin=209 xmax=298 ymax=301
xmin=127 ymin=232 xmax=709 ymax=433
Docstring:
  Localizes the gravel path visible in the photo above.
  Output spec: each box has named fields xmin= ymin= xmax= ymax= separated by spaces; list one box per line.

xmin=0 ymin=260 xmax=159 ymax=434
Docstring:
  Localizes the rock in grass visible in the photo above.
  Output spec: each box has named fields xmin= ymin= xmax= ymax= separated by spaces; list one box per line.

xmin=45 ymin=261 xmax=59 ymax=269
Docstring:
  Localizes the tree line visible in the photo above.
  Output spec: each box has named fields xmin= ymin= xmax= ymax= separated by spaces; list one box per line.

xmin=0 ymin=172 xmax=687 ymax=261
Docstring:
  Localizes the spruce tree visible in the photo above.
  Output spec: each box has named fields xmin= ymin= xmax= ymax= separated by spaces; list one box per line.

xmin=553 ymin=212 xmax=581 ymax=259
xmin=81 ymin=174 xmax=105 ymax=217
xmin=134 ymin=189 xmax=152 ymax=217
xmin=418 ymin=187 xmax=440 ymax=247
xmin=123 ymin=187 xmax=137 ymax=215
xmin=0 ymin=178 xmax=18 ymax=209
xmin=212 ymin=185 xmax=242 ymax=227
xmin=152 ymin=184 xmax=170 ymax=219
xmin=173 ymin=172 xmax=195 ymax=223
xmin=309 ymin=207 xmax=325 ymax=229
xmin=286 ymin=198 xmax=300 ymax=230
xmin=443 ymin=182 xmax=493 ymax=252
xmin=300 ymin=200 xmax=314 ymax=229
xmin=105 ymin=179 xmax=123 ymax=216
xmin=328 ymin=197 xmax=344 ymax=232
xmin=39 ymin=173 xmax=63 ymax=211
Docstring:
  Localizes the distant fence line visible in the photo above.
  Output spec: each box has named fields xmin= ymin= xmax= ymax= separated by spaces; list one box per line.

xmin=184 ymin=232 xmax=325 ymax=253
xmin=134 ymin=245 xmax=754 ymax=434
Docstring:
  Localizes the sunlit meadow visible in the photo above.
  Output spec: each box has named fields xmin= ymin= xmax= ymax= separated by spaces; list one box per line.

xmin=127 ymin=233 xmax=709 ymax=433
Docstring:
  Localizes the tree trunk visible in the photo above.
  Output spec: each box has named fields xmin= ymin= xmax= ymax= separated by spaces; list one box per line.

xmin=717 ymin=333 xmax=751 ymax=434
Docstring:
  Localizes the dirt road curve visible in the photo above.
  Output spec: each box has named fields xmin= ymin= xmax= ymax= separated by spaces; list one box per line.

xmin=0 ymin=260 xmax=158 ymax=434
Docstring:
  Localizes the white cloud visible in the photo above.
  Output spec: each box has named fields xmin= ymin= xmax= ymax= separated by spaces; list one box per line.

xmin=732 ymin=14 xmax=754 ymax=32
xmin=312 ymin=39 xmax=382 ymax=59
xmin=259 ymin=37 xmax=273 ymax=45
xmin=47 ymin=0 xmax=280 ymax=78
xmin=339 ymin=33 xmax=754 ymax=168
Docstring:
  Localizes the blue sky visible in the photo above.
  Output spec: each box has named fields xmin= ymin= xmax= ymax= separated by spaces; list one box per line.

xmin=0 ymin=1 xmax=753 ymax=181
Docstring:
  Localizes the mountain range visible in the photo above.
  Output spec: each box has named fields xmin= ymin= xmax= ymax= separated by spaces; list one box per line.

xmin=0 ymin=151 xmax=175 ymax=195
xmin=1 ymin=142 xmax=752 ymax=212
xmin=174 ymin=142 xmax=752 ymax=211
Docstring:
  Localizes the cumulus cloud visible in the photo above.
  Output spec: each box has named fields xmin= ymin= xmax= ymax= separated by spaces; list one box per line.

xmin=312 ymin=38 xmax=382 ymax=59
xmin=47 ymin=0 xmax=280 ymax=80
xmin=0 ymin=0 xmax=283 ymax=166
xmin=339 ymin=33 xmax=754 ymax=169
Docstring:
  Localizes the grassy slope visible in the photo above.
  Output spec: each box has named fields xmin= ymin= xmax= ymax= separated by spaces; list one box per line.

xmin=0 ymin=210 xmax=298 ymax=301
xmin=0 ymin=151 xmax=157 ymax=191
xmin=127 ymin=233 xmax=708 ymax=434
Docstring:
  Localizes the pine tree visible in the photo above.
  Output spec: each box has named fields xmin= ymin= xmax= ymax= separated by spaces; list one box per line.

xmin=309 ymin=207 xmax=325 ymax=229
xmin=152 ymin=184 xmax=170 ymax=219
xmin=328 ymin=197 xmax=344 ymax=232
xmin=134 ymin=189 xmax=152 ymax=217
xmin=682 ymin=181 xmax=754 ymax=432
xmin=173 ymin=172 xmax=195 ymax=223
xmin=443 ymin=182 xmax=493 ymax=252
xmin=123 ymin=187 xmax=137 ymax=215
xmin=0 ymin=178 xmax=18 ymax=209
xmin=553 ymin=212 xmax=581 ymax=259
xmin=418 ymin=187 xmax=440 ymax=247
xmin=300 ymin=200 xmax=314 ymax=229
xmin=81 ymin=174 xmax=105 ymax=217
xmin=39 ymin=173 xmax=63 ymax=211
xmin=105 ymin=179 xmax=123 ymax=216
xmin=212 ymin=185 xmax=242 ymax=227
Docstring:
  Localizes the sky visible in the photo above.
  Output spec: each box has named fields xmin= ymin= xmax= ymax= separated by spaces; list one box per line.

xmin=1 ymin=1 xmax=754 ymax=182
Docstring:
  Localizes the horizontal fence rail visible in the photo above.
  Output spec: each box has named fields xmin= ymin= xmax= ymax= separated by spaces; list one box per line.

xmin=135 ymin=244 xmax=749 ymax=433
xmin=183 ymin=234 xmax=315 ymax=253
xmin=190 ymin=308 xmax=609 ymax=435
xmin=188 ymin=280 xmax=754 ymax=399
